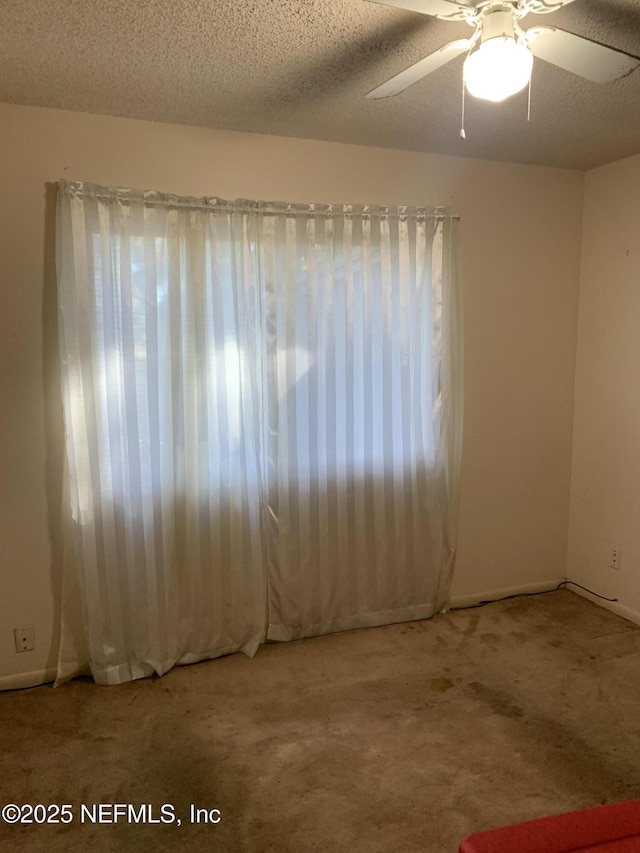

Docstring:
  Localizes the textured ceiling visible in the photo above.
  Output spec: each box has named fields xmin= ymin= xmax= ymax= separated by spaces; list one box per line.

xmin=1 ymin=0 xmax=639 ymax=169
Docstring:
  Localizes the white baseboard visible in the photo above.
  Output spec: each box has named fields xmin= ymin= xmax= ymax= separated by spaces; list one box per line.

xmin=450 ymin=579 xmax=563 ymax=610
xmin=563 ymin=584 xmax=640 ymax=628
xmin=0 ymin=667 xmax=56 ymax=692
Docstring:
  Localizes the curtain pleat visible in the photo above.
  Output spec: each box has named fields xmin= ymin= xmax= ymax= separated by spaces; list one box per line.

xmin=55 ymin=182 xmax=461 ymax=685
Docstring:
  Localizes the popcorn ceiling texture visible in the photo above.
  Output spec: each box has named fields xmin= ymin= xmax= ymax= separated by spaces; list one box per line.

xmin=0 ymin=0 xmax=639 ymax=169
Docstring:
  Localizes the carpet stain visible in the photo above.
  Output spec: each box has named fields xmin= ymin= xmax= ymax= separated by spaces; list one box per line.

xmin=468 ymin=681 xmax=524 ymax=720
xmin=429 ymin=677 xmax=454 ymax=693
xmin=480 ymin=632 xmax=500 ymax=643
xmin=464 ymin=614 xmax=481 ymax=637
xmin=511 ymin=631 xmax=530 ymax=642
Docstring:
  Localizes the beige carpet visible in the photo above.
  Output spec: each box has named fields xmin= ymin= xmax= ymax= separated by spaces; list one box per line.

xmin=2 ymin=590 xmax=640 ymax=852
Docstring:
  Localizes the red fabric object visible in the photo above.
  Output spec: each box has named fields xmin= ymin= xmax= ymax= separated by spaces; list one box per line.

xmin=458 ymin=800 xmax=640 ymax=853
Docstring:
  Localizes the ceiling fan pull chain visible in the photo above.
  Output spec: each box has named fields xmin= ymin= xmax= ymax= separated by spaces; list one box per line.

xmin=459 ymin=69 xmax=466 ymax=140
xmin=527 ymin=72 xmax=532 ymax=122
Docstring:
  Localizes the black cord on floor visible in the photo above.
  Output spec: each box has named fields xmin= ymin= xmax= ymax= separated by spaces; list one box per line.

xmin=556 ymin=579 xmax=618 ymax=602
xmin=450 ymin=579 xmax=617 ymax=611
xmin=450 ymin=588 xmax=557 ymax=610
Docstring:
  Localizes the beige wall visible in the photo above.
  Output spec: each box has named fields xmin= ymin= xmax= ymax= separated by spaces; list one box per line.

xmin=567 ymin=153 xmax=640 ymax=618
xmin=0 ymin=102 xmax=584 ymax=686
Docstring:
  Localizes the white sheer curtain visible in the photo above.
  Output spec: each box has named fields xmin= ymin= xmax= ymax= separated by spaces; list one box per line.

xmin=258 ymin=205 xmax=462 ymax=639
xmin=55 ymin=181 xmax=462 ymax=686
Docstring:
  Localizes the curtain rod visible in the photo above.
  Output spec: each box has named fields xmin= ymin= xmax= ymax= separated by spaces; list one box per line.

xmin=59 ymin=181 xmax=460 ymax=221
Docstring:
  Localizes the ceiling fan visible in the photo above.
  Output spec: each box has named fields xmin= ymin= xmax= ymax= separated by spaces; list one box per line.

xmin=366 ymin=0 xmax=640 ymax=104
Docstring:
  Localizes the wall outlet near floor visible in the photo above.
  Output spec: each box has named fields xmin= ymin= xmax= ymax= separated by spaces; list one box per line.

xmin=609 ymin=546 xmax=621 ymax=571
xmin=14 ymin=625 xmax=35 ymax=653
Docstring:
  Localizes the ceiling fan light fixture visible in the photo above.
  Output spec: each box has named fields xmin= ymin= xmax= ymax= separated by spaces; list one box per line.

xmin=464 ymin=36 xmax=533 ymax=102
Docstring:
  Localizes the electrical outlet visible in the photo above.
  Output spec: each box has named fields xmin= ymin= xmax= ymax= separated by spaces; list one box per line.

xmin=610 ymin=546 xmax=621 ymax=571
xmin=14 ymin=625 xmax=34 ymax=653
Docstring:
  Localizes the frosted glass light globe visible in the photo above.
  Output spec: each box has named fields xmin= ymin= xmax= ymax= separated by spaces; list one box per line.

xmin=464 ymin=37 xmax=533 ymax=102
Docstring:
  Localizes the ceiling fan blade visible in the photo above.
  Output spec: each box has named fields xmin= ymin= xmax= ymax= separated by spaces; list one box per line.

xmin=527 ymin=26 xmax=640 ymax=82
xmin=367 ymin=37 xmax=474 ymax=98
xmin=366 ymin=0 xmax=475 ymax=22
xmin=524 ymin=0 xmax=579 ymax=14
